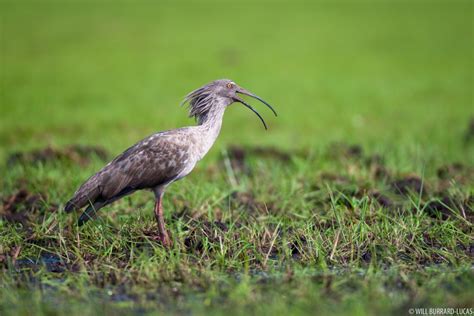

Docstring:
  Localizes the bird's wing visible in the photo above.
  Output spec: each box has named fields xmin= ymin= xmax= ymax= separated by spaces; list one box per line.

xmin=65 ymin=129 xmax=193 ymax=211
xmin=101 ymin=139 xmax=191 ymax=197
xmin=102 ymin=131 xmax=194 ymax=198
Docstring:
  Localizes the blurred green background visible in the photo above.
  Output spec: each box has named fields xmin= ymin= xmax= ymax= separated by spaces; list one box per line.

xmin=1 ymin=2 xmax=473 ymax=314
xmin=1 ymin=0 xmax=472 ymax=160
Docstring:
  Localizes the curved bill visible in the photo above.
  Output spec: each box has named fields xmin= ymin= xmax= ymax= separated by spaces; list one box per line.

xmin=234 ymin=97 xmax=268 ymax=130
xmin=236 ymin=89 xmax=278 ymax=117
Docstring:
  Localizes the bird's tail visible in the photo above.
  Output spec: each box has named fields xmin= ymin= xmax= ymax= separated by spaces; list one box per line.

xmin=64 ymin=174 xmax=102 ymax=213
xmin=77 ymin=200 xmax=105 ymax=226
xmin=64 ymin=199 xmax=79 ymax=213
xmin=76 ymin=188 xmax=135 ymax=226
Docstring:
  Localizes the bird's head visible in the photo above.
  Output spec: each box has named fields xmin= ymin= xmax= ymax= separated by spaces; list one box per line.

xmin=181 ymin=79 xmax=277 ymax=129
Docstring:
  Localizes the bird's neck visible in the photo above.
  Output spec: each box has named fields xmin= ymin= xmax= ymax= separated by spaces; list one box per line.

xmin=194 ymin=102 xmax=226 ymax=159
xmin=196 ymin=96 xmax=227 ymax=130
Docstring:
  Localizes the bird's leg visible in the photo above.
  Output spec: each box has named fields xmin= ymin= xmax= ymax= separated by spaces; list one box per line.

xmin=154 ymin=191 xmax=171 ymax=247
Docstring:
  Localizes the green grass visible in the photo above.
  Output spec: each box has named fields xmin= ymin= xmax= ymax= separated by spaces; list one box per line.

xmin=0 ymin=0 xmax=473 ymax=315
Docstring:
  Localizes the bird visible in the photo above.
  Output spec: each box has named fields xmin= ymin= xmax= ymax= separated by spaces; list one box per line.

xmin=64 ymin=79 xmax=277 ymax=247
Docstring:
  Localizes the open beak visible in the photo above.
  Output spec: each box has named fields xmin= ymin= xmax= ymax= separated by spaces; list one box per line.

xmin=233 ymin=88 xmax=277 ymax=129
xmin=233 ymin=96 xmax=269 ymax=129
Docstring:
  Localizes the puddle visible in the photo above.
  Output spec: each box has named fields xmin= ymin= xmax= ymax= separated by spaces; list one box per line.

xmin=15 ymin=252 xmax=65 ymax=273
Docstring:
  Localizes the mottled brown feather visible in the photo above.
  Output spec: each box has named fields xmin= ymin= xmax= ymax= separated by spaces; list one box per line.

xmin=65 ymin=128 xmax=195 ymax=213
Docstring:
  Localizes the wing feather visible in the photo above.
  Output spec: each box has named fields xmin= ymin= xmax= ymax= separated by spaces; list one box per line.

xmin=65 ymin=129 xmax=193 ymax=213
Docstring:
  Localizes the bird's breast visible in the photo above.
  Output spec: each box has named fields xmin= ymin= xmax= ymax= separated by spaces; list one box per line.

xmin=194 ymin=126 xmax=222 ymax=161
xmin=174 ymin=159 xmax=197 ymax=181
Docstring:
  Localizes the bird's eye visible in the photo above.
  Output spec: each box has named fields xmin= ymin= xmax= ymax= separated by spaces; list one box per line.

xmin=226 ymin=83 xmax=234 ymax=89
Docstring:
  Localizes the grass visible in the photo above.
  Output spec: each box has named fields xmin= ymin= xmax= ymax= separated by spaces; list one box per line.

xmin=0 ymin=0 xmax=473 ymax=315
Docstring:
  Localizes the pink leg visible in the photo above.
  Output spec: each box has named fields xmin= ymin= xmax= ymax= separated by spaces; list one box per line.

xmin=154 ymin=193 xmax=171 ymax=247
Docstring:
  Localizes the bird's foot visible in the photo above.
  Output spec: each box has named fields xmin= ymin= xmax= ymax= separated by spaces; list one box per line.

xmin=161 ymin=233 xmax=172 ymax=248
xmin=152 ymin=232 xmax=172 ymax=248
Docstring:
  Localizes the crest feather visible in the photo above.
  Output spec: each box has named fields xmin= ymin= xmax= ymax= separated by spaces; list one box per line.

xmin=181 ymin=82 xmax=219 ymax=121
